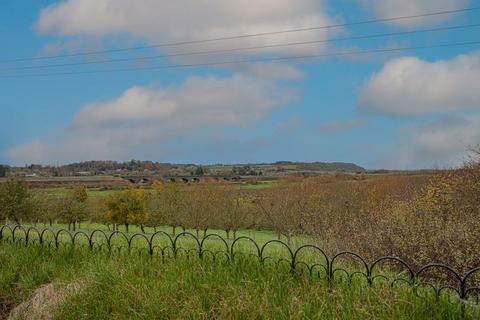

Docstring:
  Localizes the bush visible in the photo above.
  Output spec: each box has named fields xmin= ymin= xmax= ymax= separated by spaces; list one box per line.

xmin=0 ymin=177 xmax=33 ymax=224
xmin=106 ymin=187 xmax=148 ymax=233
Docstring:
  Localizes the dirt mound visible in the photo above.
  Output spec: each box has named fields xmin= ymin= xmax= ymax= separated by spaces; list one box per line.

xmin=8 ymin=281 xmax=84 ymax=320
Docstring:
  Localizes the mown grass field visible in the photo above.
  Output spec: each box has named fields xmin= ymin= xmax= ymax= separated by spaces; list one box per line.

xmin=7 ymin=223 xmax=318 ymax=265
xmin=20 ymin=222 xmax=300 ymax=244
xmin=32 ymin=180 xmax=276 ymax=199
xmin=234 ymin=181 xmax=277 ymax=190
xmin=35 ymin=188 xmax=118 ymax=198
xmin=1 ymin=242 xmax=475 ymax=319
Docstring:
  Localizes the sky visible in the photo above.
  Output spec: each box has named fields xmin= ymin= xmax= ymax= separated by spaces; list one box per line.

xmin=0 ymin=0 xmax=479 ymax=169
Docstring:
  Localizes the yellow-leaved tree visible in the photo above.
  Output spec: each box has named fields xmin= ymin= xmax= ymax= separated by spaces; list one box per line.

xmin=106 ymin=187 xmax=149 ymax=233
xmin=58 ymin=186 xmax=89 ymax=231
xmin=0 ymin=177 xmax=32 ymax=225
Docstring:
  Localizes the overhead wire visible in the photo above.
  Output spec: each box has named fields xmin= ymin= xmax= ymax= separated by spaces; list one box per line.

xmin=1 ymin=40 xmax=479 ymax=78
xmin=0 ymin=6 xmax=478 ymax=64
xmin=1 ymin=23 xmax=478 ymax=72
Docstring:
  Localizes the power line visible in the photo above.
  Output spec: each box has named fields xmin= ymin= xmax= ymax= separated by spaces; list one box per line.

xmin=1 ymin=23 xmax=478 ymax=72
xmin=0 ymin=6 xmax=478 ymax=64
xmin=1 ymin=40 xmax=479 ymax=78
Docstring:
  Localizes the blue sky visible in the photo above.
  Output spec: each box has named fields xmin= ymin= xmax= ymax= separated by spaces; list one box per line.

xmin=1 ymin=0 xmax=479 ymax=169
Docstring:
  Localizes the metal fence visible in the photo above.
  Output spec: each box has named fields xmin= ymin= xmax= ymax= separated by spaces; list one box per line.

xmin=1 ymin=224 xmax=480 ymax=307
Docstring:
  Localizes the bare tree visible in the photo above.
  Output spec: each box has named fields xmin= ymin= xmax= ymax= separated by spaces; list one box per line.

xmin=216 ymin=187 xmax=253 ymax=239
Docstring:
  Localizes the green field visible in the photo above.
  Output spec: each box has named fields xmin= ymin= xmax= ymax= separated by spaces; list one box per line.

xmin=1 ymin=242 xmax=474 ymax=319
xmin=19 ymin=222 xmax=297 ymax=244
xmin=234 ymin=180 xmax=277 ymax=190
xmin=5 ymin=223 xmax=318 ymax=263
xmin=32 ymin=181 xmax=276 ymax=198
xmin=35 ymin=188 xmax=118 ymax=198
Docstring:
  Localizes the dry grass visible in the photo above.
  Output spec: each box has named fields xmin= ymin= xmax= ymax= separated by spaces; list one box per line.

xmin=8 ymin=281 xmax=85 ymax=320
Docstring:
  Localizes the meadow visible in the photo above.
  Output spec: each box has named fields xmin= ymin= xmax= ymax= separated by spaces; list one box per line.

xmin=1 ymin=241 xmax=476 ymax=319
xmin=1 ymin=158 xmax=480 ymax=318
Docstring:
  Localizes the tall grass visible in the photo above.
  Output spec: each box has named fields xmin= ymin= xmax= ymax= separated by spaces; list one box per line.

xmin=1 ymin=242 xmax=476 ymax=319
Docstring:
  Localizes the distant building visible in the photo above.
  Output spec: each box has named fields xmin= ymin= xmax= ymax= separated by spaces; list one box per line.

xmin=24 ymin=173 xmax=38 ymax=177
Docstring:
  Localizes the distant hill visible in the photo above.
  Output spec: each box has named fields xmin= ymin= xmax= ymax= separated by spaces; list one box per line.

xmin=3 ymin=160 xmax=366 ymax=177
xmin=274 ymin=161 xmax=365 ymax=173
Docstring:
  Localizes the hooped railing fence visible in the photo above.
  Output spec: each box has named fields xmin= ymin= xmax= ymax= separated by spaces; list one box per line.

xmin=1 ymin=224 xmax=480 ymax=307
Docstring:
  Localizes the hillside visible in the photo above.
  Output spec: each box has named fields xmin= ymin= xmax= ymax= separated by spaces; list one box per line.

xmin=1 ymin=160 xmax=366 ymax=177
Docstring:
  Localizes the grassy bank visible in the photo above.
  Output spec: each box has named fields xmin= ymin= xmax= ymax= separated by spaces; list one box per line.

xmin=0 ymin=242 xmax=475 ymax=319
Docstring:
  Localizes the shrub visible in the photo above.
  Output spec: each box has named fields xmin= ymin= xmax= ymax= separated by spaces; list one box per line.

xmin=106 ymin=187 xmax=148 ymax=233
xmin=0 ymin=177 xmax=33 ymax=224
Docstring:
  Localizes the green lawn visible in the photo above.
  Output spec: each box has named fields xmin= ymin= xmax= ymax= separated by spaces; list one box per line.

xmin=17 ymin=222 xmax=312 ymax=247
xmin=10 ymin=223 xmax=316 ymax=264
xmin=34 ymin=188 xmax=117 ymax=198
xmin=32 ymin=181 xmax=275 ymax=198
xmin=1 ymin=242 xmax=474 ymax=319
xmin=234 ymin=181 xmax=276 ymax=190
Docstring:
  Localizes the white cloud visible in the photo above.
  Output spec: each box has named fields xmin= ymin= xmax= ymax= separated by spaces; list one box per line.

xmin=358 ymin=52 xmax=480 ymax=116
xmin=357 ymin=0 xmax=469 ymax=28
xmin=8 ymin=74 xmax=295 ymax=164
xmin=381 ymin=115 xmax=480 ymax=168
xmin=36 ymin=0 xmax=336 ymax=58
xmin=319 ymin=119 xmax=367 ymax=133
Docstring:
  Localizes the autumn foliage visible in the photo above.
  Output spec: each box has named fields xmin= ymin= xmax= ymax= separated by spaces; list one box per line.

xmin=1 ymin=156 xmax=479 ymax=272
xmin=106 ymin=187 xmax=148 ymax=232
